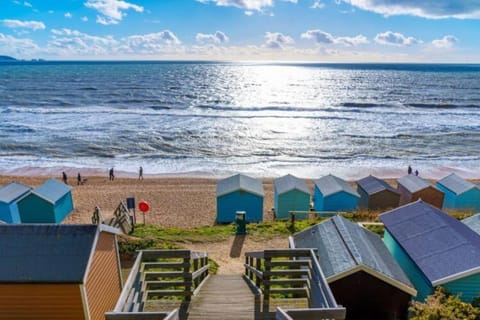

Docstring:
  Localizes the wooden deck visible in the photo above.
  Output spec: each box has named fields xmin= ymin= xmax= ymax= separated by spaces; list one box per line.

xmin=187 ymin=275 xmax=257 ymax=320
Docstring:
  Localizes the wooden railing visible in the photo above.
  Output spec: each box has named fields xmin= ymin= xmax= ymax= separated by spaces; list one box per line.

xmin=244 ymin=249 xmax=346 ymax=320
xmin=92 ymin=202 xmax=133 ymax=234
xmin=106 ymin=249 xmax=209 ymax=319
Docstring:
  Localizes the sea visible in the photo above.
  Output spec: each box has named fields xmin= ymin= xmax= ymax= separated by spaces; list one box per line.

xmin=1 ymin=61 xmax=480 ymax=179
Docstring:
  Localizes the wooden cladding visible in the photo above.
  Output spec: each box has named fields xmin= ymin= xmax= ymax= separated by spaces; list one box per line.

xmin=85 ymin=232 xmax=122 ymax=320
xmin=0 ymin=284 xmax=85 ymax=320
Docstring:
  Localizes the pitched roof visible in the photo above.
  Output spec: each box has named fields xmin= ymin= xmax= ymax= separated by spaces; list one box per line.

xmin=0 ymin=224 xmax=100 ymax=283
xmin=357 ymin=175 xmax=398 ymax=196
xmin=32 ymin=178 xmax=72 ymax=204
xmin=0 ymin=182 xmax=31 ymax=204
xmin=216 ymin=174 xmax=264 ymax=197
xmin=314 ymin=174 xmax=359 ymax=198
xmin=274 ymin=174 xmax=310 ymax=195
xmin=437 ymin=173 xmax=477 ymax=195
xmin=397 ymin=175 xmax=431 ymax=193
xmin=463 ymin=213 xmax=480 ymax=236
xmin=380 ymin=200 xmax=480 ymax=286
xmin=293 ymin=216 xmax=415 ymax=295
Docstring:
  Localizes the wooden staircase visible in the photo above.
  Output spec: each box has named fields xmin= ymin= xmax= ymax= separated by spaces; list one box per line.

xmin=187 ymin=275 xmax=256 ymax=320
xmin=92 ymin=202 xmax=133 ymax=234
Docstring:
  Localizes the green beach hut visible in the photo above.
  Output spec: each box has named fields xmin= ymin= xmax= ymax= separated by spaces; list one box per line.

xmin=436 ymin=173 xmax=480 ymax=211
xmin=216 ymin=173 xmax=264 ymax=223
xmin=17 ymin=178 xmax=74 ymax=223
xmin=273 ymin=174 xmax=310 ymax=220
xmin=380 ymin=200 xmax=480 ymax=302
xmin=0 ymin=182 xmax=31 ymax=224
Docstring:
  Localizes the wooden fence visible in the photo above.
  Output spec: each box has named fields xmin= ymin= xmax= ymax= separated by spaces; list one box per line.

xmin=244 ymin=248 xmax=346 ymax=320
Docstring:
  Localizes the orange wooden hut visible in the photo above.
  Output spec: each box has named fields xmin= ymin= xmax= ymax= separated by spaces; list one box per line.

xmin=0 ymin=224 xmax=122 ymax=320
xmin=397 ymin=175 xmax=444 ymax=209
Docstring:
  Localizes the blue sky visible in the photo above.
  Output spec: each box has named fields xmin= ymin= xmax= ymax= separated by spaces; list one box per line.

xmin=1 ymin=0 xmax=479 ymax=61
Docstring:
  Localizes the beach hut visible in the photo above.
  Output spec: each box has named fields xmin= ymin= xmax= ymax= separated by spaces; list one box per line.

xmin=0 ymin=182 xmax=31 ymax=223
xmin=17 ymin=178 xmax=74 ymax=223
xmin=380 ymin=200 xmax=480 ymax=302
xmin=0 ymin=224 xmax=122 ymax=320
xmin=273 ymin=174 xmax=310 ymax=220
xmin=313 ymin=174 xmax=359 ymax=212
xmin=293 ymin=216 xmax=416 ymax=320
xmin=216 ymin=173 xmax=264 ymax=223
xmin=396 ymin=175 xmax=444 ymax=208
xmin=436 ymin=173 xmax=480 ymax=211
xmin=463 ymin=213 xmax=480 ymax=235
xmin=357 ymin=175 xmax=400 ymax=210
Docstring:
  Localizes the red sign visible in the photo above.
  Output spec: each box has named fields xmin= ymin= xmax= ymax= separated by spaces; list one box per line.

xmin=138 ymin=200 xmax=150 ymax=213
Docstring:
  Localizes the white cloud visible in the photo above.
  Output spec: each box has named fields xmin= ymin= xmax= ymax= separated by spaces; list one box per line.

xmin=375 ymin=31 xmax=421 ymax=46
xmin=301 ymin=29 xmax=368 ymax=46
xmin=0 ymin=33 xmax=40 ymax=56
xmin=432 ymin=35 xmax=458 ymax=48
xmin=65 ymin=12 xmax=72 ymax=18
xmin=196 ymin=0 xmax=274 ymax=11
xmin=120 ymin=31 xmax=181 ymax=54
xmin=337 ymin=0 xmax=480 ymax=19
xmin=264 ymin=32 xmax=294 ymax=49
xmin=48 ymin=10 xmax=54 ymax=14
xmin=82 ymin=16 xmax=89 ymax=22
xmin=311 ymin=0 xmax=325 ymax=9
xmin=49 ymin=28 xmax=118 ymax=56
xmin=196 ymin=31 xmax=229 ymax=44
xmin=23 ymin=1 xmax=32 ymax=7
xmin=2 ymin=19 xmax=45 ymax=30
xmin=84 ymin=0 xmax=144 ymax=24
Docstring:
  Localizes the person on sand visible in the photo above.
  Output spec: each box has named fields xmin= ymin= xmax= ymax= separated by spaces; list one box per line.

xmin=109 ymin=168 xmax=115 ymax=181
xmin=139 ymin=166 xmax=143 ymax=180
xmin=415 ymin=170 xmax=419 ymax=176
xmin=408 ymin=165 xmax=412 ymax=175
xmin=62 ymin=171 xmax=68 ymax=184
xmin=77 ymin=172 xmax=82 ymax=185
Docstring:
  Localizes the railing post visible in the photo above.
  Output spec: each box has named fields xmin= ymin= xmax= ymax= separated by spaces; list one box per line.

xmin=263 ymin=256 xmax=271 ymax=313
xmin=184 ymin=252 xmax=192 ymax=301
xmin=193 ymin=256 xmax=199 ymax=289
xmin=255 ymin=257 xmax=261 ymax=288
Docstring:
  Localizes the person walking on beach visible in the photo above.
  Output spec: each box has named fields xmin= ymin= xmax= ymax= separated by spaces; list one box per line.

xmin=109 ymin=168 xmax=115 ymax=181
xmin=139 ymin=166 xmax=143 ymax=180
xmin=62 ymin=171 xmax=68 ymax=184
xmin=408 ymin=165 xmax=412 ymax=175
xmin=77 ymin=172 xmax=82 ymax=185
xmin=415 ymin=170 xmax=419 ymax=176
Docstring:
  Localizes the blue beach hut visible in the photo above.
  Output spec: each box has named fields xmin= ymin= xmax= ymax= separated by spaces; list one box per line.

xmin=0 ymin=182 xmax=31 ymax=223
xmin=380 ymin=200 xmax=480 ymax=302
xmin=436 ymin=173 xmax=480 ymax=211
xmin=273 ymin=174 xmax=310 ymax=220
xmin=216 ymin=174 xmax=264 ymax=223
xmin=17 ymin=178 xmax=74 ymax=223
xmin=463 ymin=213 xmax=480 ymax=235
xmin=357 ymin=175 xmax=400 ymax=210
xmin=293 ymin=216 xmax=416 ymax=320
xmin=313 ymin=174 xmax=359 ymax=212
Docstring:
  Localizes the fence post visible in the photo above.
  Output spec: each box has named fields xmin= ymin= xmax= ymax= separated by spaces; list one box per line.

xmin=263 ymin=256 xmax=271 ymax=313
xmin=184 ymin=252 xmax=192 ymax=301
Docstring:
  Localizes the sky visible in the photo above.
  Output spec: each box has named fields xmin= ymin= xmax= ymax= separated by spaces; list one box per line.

xmin=1 ymin=0 xmax=480 ymax=62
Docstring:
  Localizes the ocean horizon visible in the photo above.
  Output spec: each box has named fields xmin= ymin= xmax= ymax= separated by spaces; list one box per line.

xmin=1 ymin=61 xmax=480 ymax=180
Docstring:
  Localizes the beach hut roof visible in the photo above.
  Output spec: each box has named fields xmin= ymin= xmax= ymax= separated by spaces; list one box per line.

xmin=31 ymin=178 xmax=71 ymax=204
xmin=463 ymin=213 xmax=480 ymax=235
xmin=216 ymin=173 xmax=264 ymax=197
xmin=293 ymin=216 xmax=415 ymax=295
xmin=0 ymin=182 xmax=31 ymax=204
xmin=314 ymin=174 xmax=359 ymax=198
xmin=0 ymin=224 xmax=119 ymax=283
xmin=380 ymin=200 xmax=480 ymax=286
xmin=397 ymin=175 xmax=431 ymax=193
xmin=357 ymin=175 xmax=398 ymax=196
xmin=437 ymin=173 xmax=476 ymax=195
xmin=274 ymin=174 xmax=309 ymax=195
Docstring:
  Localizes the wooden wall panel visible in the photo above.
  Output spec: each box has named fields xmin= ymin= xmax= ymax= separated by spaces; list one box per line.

xmin=85 ymin=232 xmax=122 ymax=320
xmin=0 ymin=284 xmax=85 ymax=320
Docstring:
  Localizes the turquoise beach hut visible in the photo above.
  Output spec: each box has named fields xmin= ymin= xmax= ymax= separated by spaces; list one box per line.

xmin=273 ymin=174 xmax=310 ymax=220
xmin=436 ymin=173 xmax=480 ymax=211
xmin=0 ymin=182 xmax=31 ymax=223
xmin=463 ymin=213 xmax=480 ymax=235
xmin=216 ymin=174 xmax=264 ymax=223
xmin=17 ymin=178 xmax=74 ymax=223
xmin=313 ymin=174 xmax=359 ymax=212
xmin=380 ymin=200 xmax=480 ymax=302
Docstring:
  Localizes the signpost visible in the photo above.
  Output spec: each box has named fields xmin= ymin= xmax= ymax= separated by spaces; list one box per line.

xmin=138 ymin=200 xmax=150 ymax=225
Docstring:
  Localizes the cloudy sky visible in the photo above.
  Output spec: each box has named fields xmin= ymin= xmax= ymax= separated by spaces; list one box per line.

xmin=1 ymin=0 xmax=480 ymax=61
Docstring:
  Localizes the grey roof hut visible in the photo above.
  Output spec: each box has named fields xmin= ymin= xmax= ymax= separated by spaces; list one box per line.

xmin=293 ymin=215 xmax=416 ymax=320
xmin=397 ymin=175 xmax=444 ymax=208
xmin=357 ymin=175 xmax=400 ymax=210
